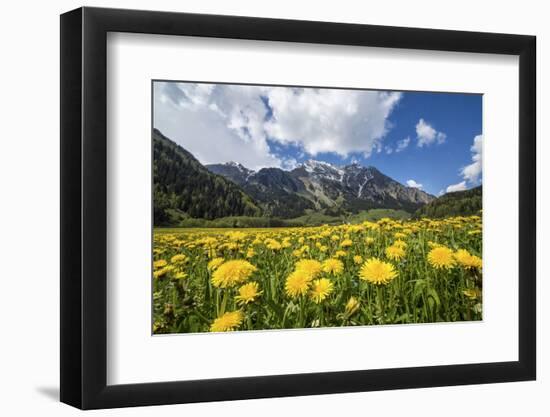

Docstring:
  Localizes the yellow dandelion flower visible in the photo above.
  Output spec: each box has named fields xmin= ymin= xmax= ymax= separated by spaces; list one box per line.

xmin=319 ymin=245 xmax=328 ymax=253
xmin=334 ymin=250 xmax=347 ymax=258
xmin=153 ymin=259 xmax=168 ymax=269
xmin=322 ymin=258 xmax=344 ymax=275
xmin=454 ymin=249 xmax=471 ymax=264
xmin=385 ymin=245 xmax=405 ymax=261
xmin=463 ymin=288 xmax=478 ymax=300
xmin=246 ymin=249 xmax=255 ymax=258
xmin=227 ymin=231 xmax=247 ymax=242
xmin=394 ymin=232 xmax=406 ymax=239
xmin=341 ymin=239 xmax=353 ymax=248
xmin=294 ymin=259 xmax=322 ymax=279
xmin=211 ymin=260 xmax=257 ymax=288
xmin=224 ymin=242 xmax=239 ymax=251
xmin=344 ymin=296 xmax=360 ymax=316
xmin=170 ymin=254 xmax=187 ymax=264
xmin=265 ymin=239 xmax=282 ymax=250
xmin=153 ymin=267 xmax=170 ymax=279
xmin=393 ymin=239 xmax=407 ymax=249
xmin=365 ymin=237 xmax=375 ymax=245
xmin=309 ymin=278 xmax=334 ymax=304
xmin=197 ymin=236 xmax=218 ymax=247
xmin=454 ymin=249 xmax=482 ymax=269
xmin=235 ymin=282 xmax=262 ymax=305
xmin=207 ymin=257 xmax=225 ymax=271
xmin=210 ymin=310 xmax=243 ymax=332
xmin=173 ymin=271 xmax=188 ymax=280
xmin=285 ymin=269 xmax=313 ymax=298
xmin=359 ymin=258 xmax=398 ymax=285
xmin=353 ymin=255 xmax=363 ymax=265
xmin=467 ymin=255 xmax=482 ymax=270
xmin=378 ymin=217 xmax=393 ymax=227
xmin=427 ymin=246 xmax=456 ymax=269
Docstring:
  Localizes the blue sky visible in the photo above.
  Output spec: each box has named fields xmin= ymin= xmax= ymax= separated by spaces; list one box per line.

xmin=267 ymin=92 xmax=482 ymax=195
xmin=154 ymin=82 xmax=482 ymax=196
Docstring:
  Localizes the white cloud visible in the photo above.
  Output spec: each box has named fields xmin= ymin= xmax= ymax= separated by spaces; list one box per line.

xmin=154 ymin=82 xmax=280 ymax=170
xmin=416 ymin=118 xmax=447 ymax=147
xmin=442 ymin=134 xmax=482 ymax=195
xmin=154 ymin=82 xmax=402 ymax=169
xmin=461 ymin=134 xmax=482 ymax=183
xmin=395 ymin=136 xmax=410 ymax=152
xmin=281 ymin=157 xmax=298 ymax=171
xmin=385 ymin=146 xmax=393 ymax=154
xmin=446 ymin=181 xmax=467 ymax=193
xmin=406 ymin=179 xmax=423 ymax=189
xmin=265 ymin=88 xmax=402 ymax=157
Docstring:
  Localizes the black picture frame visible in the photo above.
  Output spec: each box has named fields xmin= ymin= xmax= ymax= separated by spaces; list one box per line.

xmin=60 ymin=6 xmax=536 ymax=410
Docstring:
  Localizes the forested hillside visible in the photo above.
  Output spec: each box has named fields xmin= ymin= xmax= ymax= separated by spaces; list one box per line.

xmin=153 ymin=129 xmax=262 ymax=225
xmin=414 ymin=186 xmax=482 ymax=218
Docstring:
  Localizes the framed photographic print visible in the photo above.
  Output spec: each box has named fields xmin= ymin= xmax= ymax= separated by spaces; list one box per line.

xmin=60 ymin=6 xmax=536 ymax=409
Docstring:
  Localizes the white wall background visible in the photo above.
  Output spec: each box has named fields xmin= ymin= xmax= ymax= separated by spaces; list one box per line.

xmin=0 ymin=0 xmax=546 ymax=415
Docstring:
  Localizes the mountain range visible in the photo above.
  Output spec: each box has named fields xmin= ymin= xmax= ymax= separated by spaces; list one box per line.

xmin=206 ymin=159 xmax=435 ymax=218
xmin=153 ymin=129 xmax=437 ymax=226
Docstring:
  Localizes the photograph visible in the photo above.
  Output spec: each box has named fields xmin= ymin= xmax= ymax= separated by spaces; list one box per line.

xmin=152 ymin=81 xmax=483 ymax=334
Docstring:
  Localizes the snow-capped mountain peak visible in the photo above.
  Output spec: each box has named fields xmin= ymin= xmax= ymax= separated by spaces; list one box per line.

xmin=206 ymin=161 xmax=255 ymax=185
xmin=225 ymin=161 xmax=252 ymax=173
xmin=300 ymin=159 xmax=344 ymax=181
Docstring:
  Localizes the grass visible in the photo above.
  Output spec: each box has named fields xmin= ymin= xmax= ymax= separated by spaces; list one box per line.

xmin=152 ymin=214 xmax=482 ymax=334
xmin=158 ymin=208 xmax=411 ymax=229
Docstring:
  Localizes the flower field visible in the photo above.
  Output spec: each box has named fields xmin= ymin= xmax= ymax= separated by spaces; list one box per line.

xmin=152 ymin=216 xmax=482 ymax=334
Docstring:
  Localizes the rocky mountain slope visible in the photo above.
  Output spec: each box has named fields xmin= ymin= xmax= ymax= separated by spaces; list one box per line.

xmin=207 ymin=159 xmax=435 ymax=217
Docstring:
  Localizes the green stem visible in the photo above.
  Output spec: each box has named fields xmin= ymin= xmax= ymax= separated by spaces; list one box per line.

xmin=220 ymin=291 xmax=229 ymax=315
xmin=376 ymin=286 xmax=385 ymax=324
